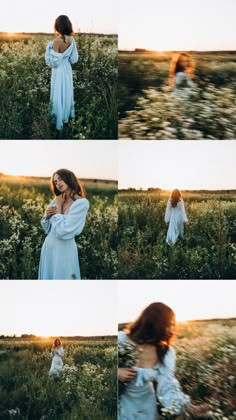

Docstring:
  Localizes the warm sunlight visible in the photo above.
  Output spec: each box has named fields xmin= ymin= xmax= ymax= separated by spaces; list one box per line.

xmin=119 ymin=0 xmax=236 ymax=51
xmin=118 ymin=141 xmax=236 ymax=190
xmin=0 ymin=141 xmax=117 ymax=179
xmin=0 ymin=281 xmax=117 ymax=336
xmin=118 ymin=280 xmax=236 ymax=324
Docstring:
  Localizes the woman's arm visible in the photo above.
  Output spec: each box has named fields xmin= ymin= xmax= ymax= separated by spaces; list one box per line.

xmin=181 ymin=200 xmax=188 ymax=223
xmin=50 ymin=199 xmax=89 ymax=240
xmin=69 ymin=38 xmax=79 ymax=64
xmin=45 ymin=43 xmax=62 ymax=68
xmin=164 ymin=200 xmax=171 ymax=224
xmin=40 ymin=200 xmax=57 ymax=234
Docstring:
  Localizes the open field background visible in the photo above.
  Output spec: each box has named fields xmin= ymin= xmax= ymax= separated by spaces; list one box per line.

xmin=118 ymin=190 xmax=236 ymax=279
xmin=0 ymin=336 xmax=117 ymax=419
xmin=0 ymin=33 xmax=117 ymax=139
xmin=0 ymin=175 xmax=118 ymax=279
xmin=118 ymin=318 xmax=236 ymax=419
xmin=119 ymin=51 xmax=236 ymax=139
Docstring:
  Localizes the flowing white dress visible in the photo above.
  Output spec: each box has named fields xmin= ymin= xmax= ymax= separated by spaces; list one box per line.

xmin=49 ymin=346 xmax=64 ymax=377
xmin=45 ymin=37 xmax=79 ymax=130
xmin=173 ymin=72 xmax=194 ymax=97
xmin=165 ymin=199 xmax=188 ymax=245
xmin=38 ymin=198 xmax=89 ymax=280
xmin=118 ymin=331 xmax=190 ymax=420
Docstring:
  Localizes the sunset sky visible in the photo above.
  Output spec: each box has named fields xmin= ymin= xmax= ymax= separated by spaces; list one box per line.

xmin=0 ymin=141 xmax=117 ymax=180
xmin=0 ymin=281 xmax=117 ymax=336
xmin=118 ymin=280 xmax=236 ymax=323
xmin=0 ymin=0 xmax=117 ymax=34
xmin=119 ymin=0 xmax=236 ymax=50
xmin=118 ymin=141 xmax=236 ymax=190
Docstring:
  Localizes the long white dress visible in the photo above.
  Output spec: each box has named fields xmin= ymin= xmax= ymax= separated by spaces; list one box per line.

xmin=45 ymin=37 xmax=79 ymax=130
xmin=118 ymin=331 xmax=190 ymax=420
xmin=38 ymin=198 xmax=89 ymax=280
xmin=49 ymin=346 xmax=64 ymax=377
xmin=173 ymin=72 xmax=194 ymax=97
xmin=165 ymin=199 xmax=188 ymax=245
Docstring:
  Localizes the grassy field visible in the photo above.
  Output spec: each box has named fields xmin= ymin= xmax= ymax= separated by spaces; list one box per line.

xmin=0 ymin=337 xmax=117 ymax=419
xmin=118 ymin=190 xmax=236 ymax=279
xmin=119 ymin=51 xmax=236 ymax=139
xmin=118 ymin=319 xmax=236 ymax=419
xmin=0 ymin=32 xmax=117 ymax=139
xmin=0 ymin=176 xmax=118 ymax=279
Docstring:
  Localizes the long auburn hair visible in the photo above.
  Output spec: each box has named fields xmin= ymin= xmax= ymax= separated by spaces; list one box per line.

xmin=53 ymin=338 xmax=61 ymax=347
xmin=54 ymin=15 xmax=74 ymax=42
xmin=51 ymin=168 xmax=85 ymax=199
xmin=170 ymin=189 xmax=182 ymax=208
xmin=127 ymin=302 xmax=175 ymax=364
xmin=169 ymin=52 xmax=194 ymax=87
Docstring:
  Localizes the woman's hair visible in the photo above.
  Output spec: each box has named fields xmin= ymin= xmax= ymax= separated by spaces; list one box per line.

xmin=54 ymin=338 xmax=61 ymax=347
xmin=54 ymin=15 xmax=74 ymax=40
xmin=127 ymin=302 xmax=175 ymax=363
xmin=51 ymin=168 xmax=85 ymax=199
xmin=170 ymin=189 xmax=182 ymax=208
xmin=169 ymin=52 xmax=194 ymax=87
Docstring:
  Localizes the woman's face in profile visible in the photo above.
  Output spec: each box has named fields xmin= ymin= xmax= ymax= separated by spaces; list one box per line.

xmin=54 ymin=173 xmax=68 ymax=193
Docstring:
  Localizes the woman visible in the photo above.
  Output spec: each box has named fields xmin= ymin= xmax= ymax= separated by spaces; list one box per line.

xmin=165 ymin=189 xmax=188 ymax=245
xmin=169 ymin=52 xmax=194 ymax=97
xmin=49 ymin=338 xmax=64 ymax=377
xmin=45 ymin=15 xmax=79 ymax=130
xmin=38 ymin=169 xmax=89 ymax=280
xmin=118 ymin=302 xmax=210 ymax=419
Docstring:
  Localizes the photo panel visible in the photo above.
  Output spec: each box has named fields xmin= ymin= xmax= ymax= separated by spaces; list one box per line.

xmin=0 ymin=140 xmax=118 ymax=280
xmin=0 ymin=0 xmax=118 ymax=140
xmin=119 ymin=0 xmax=236 ymax=140
xmin=118 ymin=140 xmax=236 ymax=279
xmin=118 ymin=279 xmax=236 ymax=419
xmin=0 ymin=280 xmax=117 ymax=419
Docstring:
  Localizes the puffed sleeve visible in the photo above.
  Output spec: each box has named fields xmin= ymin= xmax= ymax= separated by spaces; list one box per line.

xmin=40 ymin=199 xmax=57 ymax=234
xmin=45 ymin=42 xmax=63 ymax=68
xmin=164 ymin=199 xmax=171 ymax=224
xmin=50 ymin=198 xmax=89 ymax=240
xmin=156 ymin=347 xmax=191 ymax=416
xmin=180 ymin=200 xmax=188 ymax=223
xmin=69 ymin=38 xmax=79 ymax=64
xmin=58 ymin=347 xmax=64 ymax=357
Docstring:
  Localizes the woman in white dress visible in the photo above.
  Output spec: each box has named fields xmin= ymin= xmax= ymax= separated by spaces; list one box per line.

xmin=118 ymin=302 xmax=210 ymax=419
xmin=38 ymin=168 xmax=89 ymax=280
xmin=169 ymin=53 xmax=194 ymax=97
xmin=45 ymin=15 xmax=79 ymax=131
xmin=49 ymin=338 xmax=64 ymax=377
xmin=165 ymin=189 xmax=188 ymax=245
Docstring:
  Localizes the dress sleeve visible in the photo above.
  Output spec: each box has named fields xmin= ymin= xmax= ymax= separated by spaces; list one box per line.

xmin=50 ymin=199 xmax=89 ymax=240
xmin=164 ymin=200 xmax=171 ymax=223
xmin=40 ymin=199 xmax=57 ymax=234
xmin=69 ymin=38 xmax=79 ymax=64
xmin=118 ymin=331 xmax=127 ymax=344
xmin=156 ymin=347 xmax=191 ymax=416
xmin=180 ymin=200 xmax=188 ymax=223
xmin=45 ymin=42 xmax=63 ymax=68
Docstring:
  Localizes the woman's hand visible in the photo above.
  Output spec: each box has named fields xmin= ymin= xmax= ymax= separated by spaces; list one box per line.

xmin=118 ymin=368 xmax=137 ymax=382
xmin=45 ymin=206 xmax=57 ymax=220
xmin=56 ymin=194 xmax=66 ymax=214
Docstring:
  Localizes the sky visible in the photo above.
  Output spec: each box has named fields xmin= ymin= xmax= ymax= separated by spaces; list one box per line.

xmin=0 ymin=0 xmax=117 ymax=34
xmin=118 ymin=280 xmax=236 ymax=322
xmin=0 ymin=281 xmax=117 ymax=336
xmin=119 ymin=0 xmax=236 ymax=50
xmin=0 ymin=140 xmax=117 ymax=180
xmin=118 ymin=141 xmax=236 ymax=190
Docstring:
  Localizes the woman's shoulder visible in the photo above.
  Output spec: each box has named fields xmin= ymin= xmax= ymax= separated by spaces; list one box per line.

xmin=73 ymin=197 xmax=89 ymax=209
xmin=163 ymin=346 xmax=176 ymax=370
